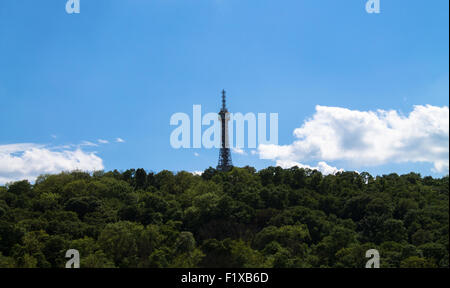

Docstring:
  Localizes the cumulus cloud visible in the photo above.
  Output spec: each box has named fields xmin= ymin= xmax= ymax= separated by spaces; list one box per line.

xmin=259 ymin=105 xmax=449 ymax=174
xmin=116 ymin=138 xmax=125 ymax=143
xmin=0 ymin=143 xmax=104 ymax=184
xmin=275 ymin=160 xmax=344 ymax=175
xmin=232 ymin=148 xmax=247 ymax=155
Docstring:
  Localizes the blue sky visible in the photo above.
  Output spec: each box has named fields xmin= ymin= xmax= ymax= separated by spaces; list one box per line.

xmin=0 ymin=0 xmax=448 ymax=183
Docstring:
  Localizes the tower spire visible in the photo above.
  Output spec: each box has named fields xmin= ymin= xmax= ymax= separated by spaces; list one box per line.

xmin=222 ymin=89 xmax=226 ymax=110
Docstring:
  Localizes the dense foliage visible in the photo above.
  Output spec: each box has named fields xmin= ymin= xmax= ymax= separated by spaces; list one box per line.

xmin=0 ymin=167 xmax=448 ymax=268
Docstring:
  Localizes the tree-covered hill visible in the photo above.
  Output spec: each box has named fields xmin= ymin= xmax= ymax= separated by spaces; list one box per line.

xmin=0 ymin=167 xmax=448 ymax=268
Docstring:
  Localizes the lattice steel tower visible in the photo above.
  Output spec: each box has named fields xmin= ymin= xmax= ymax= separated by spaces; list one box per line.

xmin=217 ymin=90 xmax=233 ymax=172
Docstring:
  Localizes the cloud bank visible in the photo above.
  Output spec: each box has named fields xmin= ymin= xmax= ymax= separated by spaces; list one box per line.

xmin=259 ymin=105 xmax=449 ymax=175
xmin=0 ymin=143 xmax=104 ymax=184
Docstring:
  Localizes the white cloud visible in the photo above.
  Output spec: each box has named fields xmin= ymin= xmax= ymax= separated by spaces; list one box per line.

xmin=0 ymin=143 xmax=104 ymax=184
xmin=80 ymin=141 xmax=98 ymax=147
xmin=115 ymin=138 xmax=125 ymax=143
xmin=259 ymin=105 xmax=449 ymax=174
xmin=98 ymin=139 xmax=109 ymax=144
xmin=275 ymin=159 xmax=343 ymax=175
xmin=191 ymin=171 xmax=203 ymax=176
xmin=194 ymin=152 xmax=200 ymax=157
xmin=232 ymin=147 xmax=247 ymax=155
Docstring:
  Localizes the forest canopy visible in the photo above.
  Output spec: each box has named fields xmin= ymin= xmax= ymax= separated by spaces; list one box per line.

xmin=0 ymin=167 xmax=448 ymax=268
